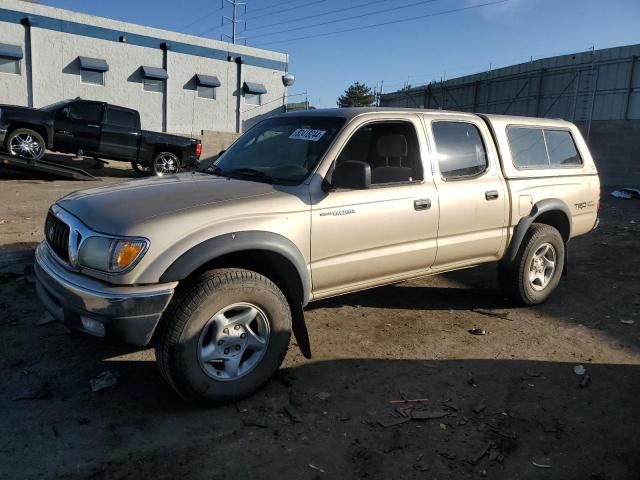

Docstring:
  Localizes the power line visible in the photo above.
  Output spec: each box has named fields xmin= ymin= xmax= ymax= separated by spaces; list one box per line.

xmin=244 ymin=0 xmax=328 ymax=22
xmin=254 ymin=0 xmax=511 ymax=47
xmin=247 ymin=0 xmax=442 ymax=40
xmin=248 ymin=0 xmax=311 ymax=15
xmin=178 ymin=4 xmax=226 ymax=32
xmin=245 ymin=0 xmax=392 ymax=33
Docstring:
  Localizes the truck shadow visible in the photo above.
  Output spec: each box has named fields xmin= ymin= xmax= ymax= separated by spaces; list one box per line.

xmin=2 ymin=354 xmax=639 ymax=480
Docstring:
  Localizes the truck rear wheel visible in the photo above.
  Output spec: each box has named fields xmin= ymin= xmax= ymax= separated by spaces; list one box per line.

xmin=155 ymin=268 xmax=292 ymax=406
xmin=152 ymin=151 xmax=181 ymax=176
xmin=499 ymin=223 xmax=565 ymax=306
xmin=6 ymin=128 xmax=45 ymax=161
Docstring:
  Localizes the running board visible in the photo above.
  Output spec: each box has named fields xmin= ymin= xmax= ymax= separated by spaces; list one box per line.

xmin=0 ymin=154 xmax=99 ymax=181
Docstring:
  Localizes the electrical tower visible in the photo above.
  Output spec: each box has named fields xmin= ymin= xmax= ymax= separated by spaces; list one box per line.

xmin=221 ymin=0 xmax=246 ymax=45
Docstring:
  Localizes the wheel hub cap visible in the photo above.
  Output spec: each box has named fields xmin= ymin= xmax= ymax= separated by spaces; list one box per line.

xmin=528 ymin=242 xmax=556 ymax=291
xmin=197 ymin=303 xmax=270 ymax=381
xmin=10 ymin=134 xmax=42 ymax=159
xmin=156 ymin=154 xmax=178 ymax=174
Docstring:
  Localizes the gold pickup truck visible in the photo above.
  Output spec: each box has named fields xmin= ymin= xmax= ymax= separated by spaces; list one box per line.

xmin=35 ymin=108 xmax=600 ymax=405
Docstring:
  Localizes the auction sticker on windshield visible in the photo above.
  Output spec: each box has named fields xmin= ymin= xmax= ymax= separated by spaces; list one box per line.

xmin=289 ymin=128 xmax=326 ymax=142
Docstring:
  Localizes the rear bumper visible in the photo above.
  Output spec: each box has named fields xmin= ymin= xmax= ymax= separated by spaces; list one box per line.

xmin=35 ymin=242 xmax=177 ymax=346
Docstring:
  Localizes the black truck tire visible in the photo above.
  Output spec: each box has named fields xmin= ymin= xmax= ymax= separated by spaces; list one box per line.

xmin=131 ymin=160 xmax=151 ymax=175
xmin=6 ymin=128 xmax=46 ymax=161
xmin=152 ymin=151 xmax=181 ymax=176
xmin=156 ymin=268 xmax=292 ymax=406
xmin=499 ymin=223 xmax=565 ymax=306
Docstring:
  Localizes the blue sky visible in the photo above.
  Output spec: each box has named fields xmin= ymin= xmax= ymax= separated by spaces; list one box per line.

xmin=40 ymin=0 xmax=640 ymax=107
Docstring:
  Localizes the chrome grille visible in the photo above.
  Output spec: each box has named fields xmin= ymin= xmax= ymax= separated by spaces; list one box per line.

xmin=45 ymin=212 xmax=70 ymax=262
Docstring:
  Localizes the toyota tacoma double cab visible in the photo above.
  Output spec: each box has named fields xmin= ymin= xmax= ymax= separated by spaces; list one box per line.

xmin=0 ymin=99 xmax=201 ymax=175
xmin=35 ymin=108 xmax=600 ymax=405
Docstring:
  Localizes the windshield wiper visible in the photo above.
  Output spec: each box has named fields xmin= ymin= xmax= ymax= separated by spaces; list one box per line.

xmin=226 ymin=168 xmax=275 ymax=184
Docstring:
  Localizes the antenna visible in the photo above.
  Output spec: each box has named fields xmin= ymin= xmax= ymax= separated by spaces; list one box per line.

xmin=221 ymin=0 xmax=246 ymax=44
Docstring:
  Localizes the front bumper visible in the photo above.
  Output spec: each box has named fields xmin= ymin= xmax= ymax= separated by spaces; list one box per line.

xmin=35 ymin=242 xmax=177 ymax=346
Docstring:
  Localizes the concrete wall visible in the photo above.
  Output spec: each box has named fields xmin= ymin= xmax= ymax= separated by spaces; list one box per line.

xmin=0 ymin=19 xmax=26 ymax=106
xmin=0 ymin=0 xmax=289 ymax=136
xmin=575 ymin=120 xmax=640 ymax=186
xmin=380 ymin=44 xmax=640 ymax=186
xmin=381 ymin=44 xmax=640 ymax=122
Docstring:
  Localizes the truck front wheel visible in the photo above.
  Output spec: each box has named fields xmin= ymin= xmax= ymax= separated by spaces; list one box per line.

xmin=155 ymin=268 xmax=292 ymax=406
xmin=131 ymin=160 xmax=151 ymax=175
xmin=499 ymin=223 xmax=565 ymax=306
xmin=152 ymin=151 xmax=181 ymax=176
xmin=6 ymin=128 xmax=45 ymax=161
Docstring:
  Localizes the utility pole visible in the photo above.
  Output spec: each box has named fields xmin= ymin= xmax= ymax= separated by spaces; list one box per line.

xmin=222 ymin=0 xmax=246 ymax=44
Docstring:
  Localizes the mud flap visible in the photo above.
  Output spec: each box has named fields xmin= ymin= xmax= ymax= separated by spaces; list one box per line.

xmin=291 ymin=303 xmax=311 ymax=359
xmin=563 ymin=243 xmax=569 ymax=276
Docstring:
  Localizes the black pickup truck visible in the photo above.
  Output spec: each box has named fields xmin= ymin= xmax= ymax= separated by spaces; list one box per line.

xmin=0 ymin=99 xmax=201 ymax=176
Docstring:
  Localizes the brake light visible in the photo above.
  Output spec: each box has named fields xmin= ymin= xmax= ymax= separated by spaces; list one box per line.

xmin=195 ymin=142 xmax=202 ymax=159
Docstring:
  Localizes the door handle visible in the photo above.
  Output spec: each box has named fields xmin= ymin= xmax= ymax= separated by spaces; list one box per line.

xmin=88 ymin=124 xmax=100 ymax=128
xmin=485 ymin=190 xmax=499 ymax=200
xmin=414 ymin=198 xmax=431 ymax=211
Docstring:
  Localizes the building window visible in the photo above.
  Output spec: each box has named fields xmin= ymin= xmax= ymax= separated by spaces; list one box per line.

xmin=0 ymin=57 xmax=20 ymax=75
xmin=243 ymin=82 xmax=267 ymax=106
xmin=245 ymin=92 xmax=261 ymax=106
xmin=197 ymin=85 xmax=216 ymax=100
xmin=80 ymin=69 xmax=104 ymax=86
xmin=144 ymin=77 xmax=164 ymax=93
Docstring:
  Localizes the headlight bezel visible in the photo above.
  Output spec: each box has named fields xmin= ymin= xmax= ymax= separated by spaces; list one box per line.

xmin=77 ymin=234 xmax=150 ymax=275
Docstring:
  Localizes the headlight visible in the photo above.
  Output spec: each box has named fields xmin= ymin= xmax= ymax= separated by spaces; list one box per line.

xmin=78 ymin=236 xmax=149 ymax=274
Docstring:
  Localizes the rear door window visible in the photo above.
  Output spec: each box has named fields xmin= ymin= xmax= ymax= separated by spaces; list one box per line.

xmin=432 ymin=121 xmax=488 ymax=179
xmin=105 ymin=107 xmax=137 ymax=129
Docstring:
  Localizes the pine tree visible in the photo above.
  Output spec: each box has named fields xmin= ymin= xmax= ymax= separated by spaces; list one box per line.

xmin=337 ymin=82 xmax=375 ymax=108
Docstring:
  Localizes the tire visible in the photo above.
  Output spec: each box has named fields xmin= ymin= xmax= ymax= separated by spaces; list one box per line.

xmin=151 ymin=151 xmax=181 ymax=176
xmin=6 ymin=128 xmax=46 ymax=161
xmin=156 ymin=268 xmax=292 ymax=406
xmin=131 ymin=160 xmax=151 ymax=176
xmin=498 ymin=223 xmax=565 ymax=306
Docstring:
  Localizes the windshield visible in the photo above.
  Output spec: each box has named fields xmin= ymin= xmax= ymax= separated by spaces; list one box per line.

xmin=212 ymin=116 xmax=345 ymax=185
xmin=40 ymin=100 xmax=72 ymax=112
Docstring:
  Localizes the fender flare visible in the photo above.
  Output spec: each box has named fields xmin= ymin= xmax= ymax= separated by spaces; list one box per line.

xmin=160 ymin=231 xmax=311 ymax=305
xmin=159 ymin=231 xmax=313 ymax=358
xmin=507 ymin=198 xmax=572 ymax=263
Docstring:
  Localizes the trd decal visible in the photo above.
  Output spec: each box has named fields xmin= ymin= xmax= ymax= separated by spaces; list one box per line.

xmin=574 ymin=201 xmax=595 ymax=210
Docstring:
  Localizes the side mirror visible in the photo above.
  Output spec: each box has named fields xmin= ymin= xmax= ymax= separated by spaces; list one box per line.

xmin=331 ymin=160 xmax=371 ymax=190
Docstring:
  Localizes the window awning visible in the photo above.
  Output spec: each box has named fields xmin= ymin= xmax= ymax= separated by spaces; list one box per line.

xmin=243 ymin=82 xmax=267 ymax=94
xmin=141 ymin=66 xmax=168 ymax=80
xmin=0 ymin=43 xmax=23 ymax=60
xmin=78 ymin=56 xmax=109 ymax=72
xmin=196 ymin=74 xmax=221 ymax=87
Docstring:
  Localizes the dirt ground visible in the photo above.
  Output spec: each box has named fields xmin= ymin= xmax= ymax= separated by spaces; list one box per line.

xmin=1 ymin=161 xmax=639 ymax=480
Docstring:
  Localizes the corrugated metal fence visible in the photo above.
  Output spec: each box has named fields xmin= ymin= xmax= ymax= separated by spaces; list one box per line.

xmin=380 ymin=44 xmax=640 ymax=128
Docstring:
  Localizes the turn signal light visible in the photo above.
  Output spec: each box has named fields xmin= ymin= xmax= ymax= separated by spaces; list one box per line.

xmin=113 ymin=241 xmax=146 ymax=270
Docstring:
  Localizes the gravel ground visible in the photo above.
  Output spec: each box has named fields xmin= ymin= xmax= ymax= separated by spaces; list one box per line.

xmin=1 ymin=162 xmax=639 ymax=480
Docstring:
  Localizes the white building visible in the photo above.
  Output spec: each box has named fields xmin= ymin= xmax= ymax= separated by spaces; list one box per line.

xmin=0 ymin=0 xmax=291 ymax=137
